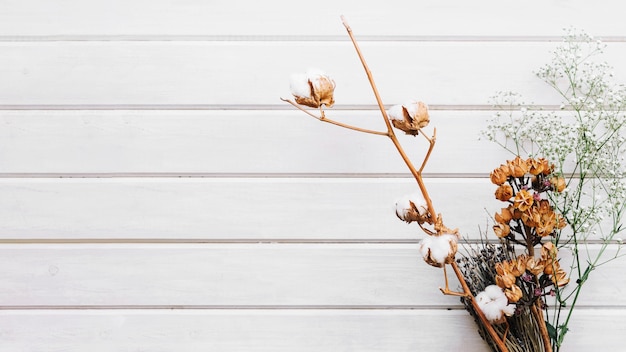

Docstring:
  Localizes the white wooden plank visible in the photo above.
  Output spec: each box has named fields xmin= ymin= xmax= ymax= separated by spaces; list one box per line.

xmin=0 ymin=309 xmax=492 ymax=352
xmin=1 ymin=0 xmax=625 ymax=37
xmin=0 ymin=308 xmax=621 ymax=352
xmin=0 ymin=177 xmax=500 ymax=240
xmin=0 ymin=244 xmax=624 ymax=307
xmin=0 ymin=110 xmax=512 ymax=174
xmin=2 ymin=42 xmax=626 ymax=106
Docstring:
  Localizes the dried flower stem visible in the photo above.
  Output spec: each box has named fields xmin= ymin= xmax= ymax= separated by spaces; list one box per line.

xmin=341 ymin=15 xmax=508 ymax=352
xmin=280 ymin=97 xmax=389 ymax=136
xmin=532 ymin=303 xmax=553 ymax=352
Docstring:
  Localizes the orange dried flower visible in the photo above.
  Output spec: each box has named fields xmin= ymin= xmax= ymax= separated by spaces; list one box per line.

xmin=493 ymin=223 xmax=511 ymax=238
xmin=495 ymin=184 xmax=514 ymax=201
xmin=505 ymin=284 xmax=523 ymax=303
xmin=539 ymin=158 xmax=553 ymax=175
xmin=490 ymin=165 xmax=509 ymax=185
xmin=495 ymin=262 xmax=516 ymax=288
xmin=507 ymin=156 xmax=529 ymax=177
xmin=552 ymin=268 xmax=570 ymax=287
xmin=527 ymin=158 xmax=545 ymax=175
xmin=511 ymin=255 xmax=527 ymax=277
xmin=525 ymin=256 xmax=545 ymax=276
xmin=551 ymin=176 xmax=566 ymax=192
xmin=495 ymin=206 xmax=514 ymax=224
xmin=514 ymin=189 xmax=534 ymax=211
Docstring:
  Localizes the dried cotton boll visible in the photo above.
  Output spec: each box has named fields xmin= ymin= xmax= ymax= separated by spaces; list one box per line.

xmin=394 ymin=193 xmax=430 ymax=224
xmin=387 ymin=101 xmax=430 ymax=135
xmin=419 ymin=233 xmax=458 ymax=268
xmin=289 ymin=68 xmax=336 ymax=108
xmin=475 ymin=285 xmax=516 ymax=324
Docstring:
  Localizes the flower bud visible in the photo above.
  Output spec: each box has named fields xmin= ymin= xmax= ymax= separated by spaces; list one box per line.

xmin=290 ymin=69 xmax=336 ymax=108
xmin=387 ymin=101 xmax=430 ymax=135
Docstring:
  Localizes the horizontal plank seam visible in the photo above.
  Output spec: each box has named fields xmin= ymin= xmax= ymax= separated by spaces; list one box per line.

xmin=0 ymin=173 xmax=489 ymax=179
xmin=0 ymin=104 xmax=584 ymax=111
xmin=1 ymin=35 xmax=625 ymax=42
xmin=0 ymin=305 xmax=459 ymax=310
xmin=0 ymin=239 xmax=619 ymax=245
xmin=0 ymin=305 xmax=623 ymax=310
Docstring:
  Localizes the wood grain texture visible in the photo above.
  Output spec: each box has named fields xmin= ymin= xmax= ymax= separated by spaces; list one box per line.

xmin=1 ymin=0 xmax=625 ymax=37
xmin=1 ymin=42 xmax=625 ymax=106
xmin=0 ymin=244 xmax=623 ymax=308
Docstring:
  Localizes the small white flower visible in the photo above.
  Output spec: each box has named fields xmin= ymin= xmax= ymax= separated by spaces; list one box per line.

xmin=475 ymin=285 xmax=516 ymax=324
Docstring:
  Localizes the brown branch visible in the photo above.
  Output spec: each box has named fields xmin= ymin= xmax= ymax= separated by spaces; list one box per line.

xmin=450 ymin=261 xmax=510 ymax=352
xmin=340 ymin=16 xmax=439 ymax=226
xmin=281 ymin=98 xmax=388 ymax=136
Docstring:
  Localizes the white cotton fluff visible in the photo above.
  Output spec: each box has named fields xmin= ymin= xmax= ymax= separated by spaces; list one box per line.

xmin=388 ymin=101 xmax=421 ymax=121
xmin=394 ymin=193 xmax=428 ymax=221
xmin=387 ymin=104 xmax=405 ymax=121
xmin=475 ymin=285 xmax=516 ymax=323
xmin=289 ymin=73 xmax=312 ymax=98
xmin=418 ymin=234 xmax=457 ymax=265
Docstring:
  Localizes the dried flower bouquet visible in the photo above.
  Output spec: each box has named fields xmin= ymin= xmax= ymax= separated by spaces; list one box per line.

xmin=282 ymin=18 xmax=624 ymax=352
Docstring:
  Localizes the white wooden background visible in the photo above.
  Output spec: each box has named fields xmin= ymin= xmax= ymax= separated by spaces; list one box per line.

xmin=1 ymin=1 xmax=625 ymax=351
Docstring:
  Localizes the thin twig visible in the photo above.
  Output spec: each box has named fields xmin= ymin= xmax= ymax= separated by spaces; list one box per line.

xmin=419 ymin=128 xmax=437 ymax=173
xmin=281 ymin=98 xmax=388 ymax=136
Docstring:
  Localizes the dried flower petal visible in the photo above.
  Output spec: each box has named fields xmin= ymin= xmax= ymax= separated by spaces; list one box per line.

xmin=493 ymin=223 xmax=511 ymax=238
xmin=525 ymin=256 xmax=545 ymax=276
xmin=552 ymin=268 xmax=570 ymax=287
xmin=514 ymin=189 xmax=534 ymax=211
xmin=505 ymin=284 xmax=523 ymax=303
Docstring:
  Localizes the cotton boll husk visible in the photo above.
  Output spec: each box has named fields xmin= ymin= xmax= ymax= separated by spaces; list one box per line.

xmin=290 ymin=73 xmax=312 ymax=98
xmin=394 ymin=193 xmax=428 ymax=221
xmin=403 ymin=100 xmax=419 ymax=118
xmin=419 ymin=233 xmax=458 ymax=267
